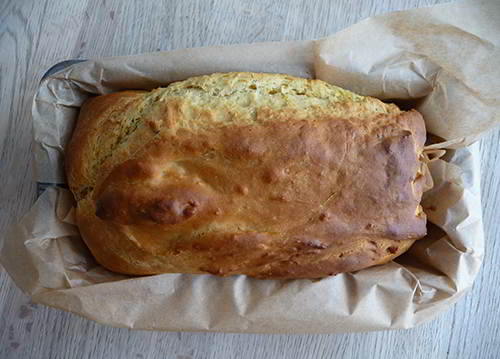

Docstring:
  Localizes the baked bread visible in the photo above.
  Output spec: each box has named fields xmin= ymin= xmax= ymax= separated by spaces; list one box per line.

xmin=65 ymin=72 xmax=431 ymax=278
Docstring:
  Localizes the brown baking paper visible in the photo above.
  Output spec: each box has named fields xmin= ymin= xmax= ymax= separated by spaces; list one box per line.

xmin=1 ymin=0 xmax=499 ymax=333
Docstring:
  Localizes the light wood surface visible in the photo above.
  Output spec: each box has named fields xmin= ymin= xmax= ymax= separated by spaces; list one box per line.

xmin=1 ymin=0 xmax=499 ymax=358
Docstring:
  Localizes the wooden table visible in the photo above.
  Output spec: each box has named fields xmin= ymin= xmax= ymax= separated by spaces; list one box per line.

xmin=1 ymin=0 xmax=499 ymax=358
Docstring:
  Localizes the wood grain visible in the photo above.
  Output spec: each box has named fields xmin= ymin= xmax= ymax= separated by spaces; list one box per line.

xmin=1 ymin=0 xmax=499 ymax=358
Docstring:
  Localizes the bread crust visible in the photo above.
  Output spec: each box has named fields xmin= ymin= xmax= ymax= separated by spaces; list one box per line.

xmin=66 ymin=72 xmax=429 ymax=278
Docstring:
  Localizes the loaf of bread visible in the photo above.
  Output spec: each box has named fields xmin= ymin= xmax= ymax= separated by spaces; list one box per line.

xmin=65 ymin=72 xmax=431 ymax=278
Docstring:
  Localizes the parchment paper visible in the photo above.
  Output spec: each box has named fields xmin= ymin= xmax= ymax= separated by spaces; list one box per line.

xmin=1 ymin=0 xmax=499 ymax=333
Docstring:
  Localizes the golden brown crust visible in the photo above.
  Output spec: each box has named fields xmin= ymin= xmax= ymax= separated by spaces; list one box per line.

xmin=65 ymin=90 xmax=148 ymax=200
xmin=66 ymin=72 xmax=429 ymax=278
